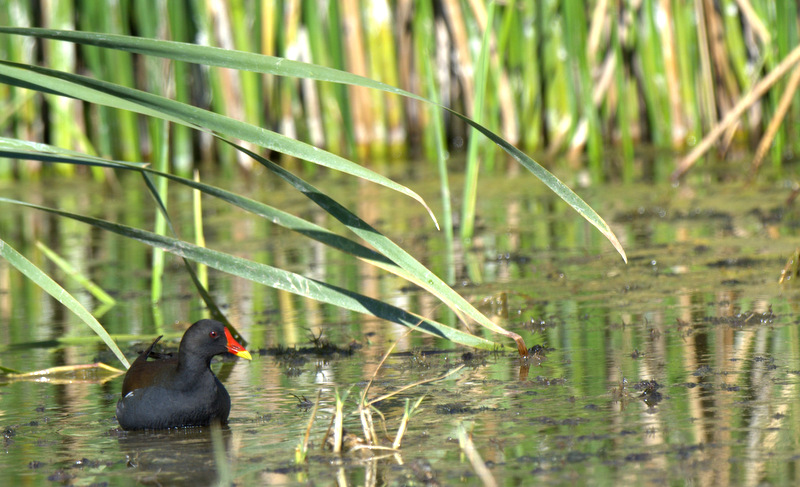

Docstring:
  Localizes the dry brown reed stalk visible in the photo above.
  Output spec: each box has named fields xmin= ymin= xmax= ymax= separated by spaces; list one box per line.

xmin=659 ymin=0 xmax=684 ymax=146
xmin=396 ymin=0 xmax=416 ymax=136
xmin=365 ymin=365 xmax=466 ymax=408
xmin=568 ymin=49 xmax=616 ymax=157
xmin=357 ymin=364 xmax=464 ymax=451
xmin=587 ymin=0 xmax=608 ymax=64
xmin=366 ymin=406 xmax=390 ymax=440
xmin=672 ymin=43 xmax=800 ymax=181
xmin=207 ymin=2 xmax=250 ymax=169
xmin=466 ymin=0 xmax=518 ymax=145
xmin=351 ymin=319 xmax=466 ymax=451
xmin=298 ymin=30 xmax=325 ymax=149
xmin=280 ymin=0 xmax=302 ymax=149
xmin=593 ymin=52 xmax=616 ymax=106
xmin=359 ymin=404 xmax=380 ymax=446
xmin=719 ymin=118 xmax=741 ymax=162
xmin=735 ymin=0 xmax=770 ymax=46
xmin=436 ymin=19 xmax=452 ymax=119
xmin=695 ymin=0 xmax=718 ymax=133
xmin=366 ymin=364 xmax=466 ymax=412
xmin=705 ymin=0 xmax=740 ymax=113
xmin=749 ymin=65 xmax=800 ymax=177
xmin=367 ymin=364 xmax=476 ymax=414
xmin=320 ymin=312 xmax=471 ymax=453
xmin=342 ymin=0 xmax=372 ymax=157
xmin=495 ymin=66 xmax=518 ymax=145
xmin=441 ymin=0 xmax=473 ymax=117
xmin=355 ymin=321 xmax=415 ymax=450
xmin=361 ymin=319 xmax=466 ymax=408
xmin=359 ymin=323 xmax=416 ymax=409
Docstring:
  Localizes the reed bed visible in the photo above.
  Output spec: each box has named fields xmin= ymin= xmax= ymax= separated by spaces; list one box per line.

xmin=0 ymin=0 xmax=796 ymax=178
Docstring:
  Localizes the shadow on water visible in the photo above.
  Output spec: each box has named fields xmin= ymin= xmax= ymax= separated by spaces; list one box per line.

xmin=4 ymin=157 xmax=800 ymax=485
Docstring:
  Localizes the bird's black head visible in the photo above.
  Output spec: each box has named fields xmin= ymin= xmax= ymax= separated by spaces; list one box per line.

xmin=180 ymin=319 xmax=251 ymax=363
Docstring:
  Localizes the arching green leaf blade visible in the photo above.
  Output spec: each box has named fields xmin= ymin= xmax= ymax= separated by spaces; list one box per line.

xmin=0 ymin=197 xmax=506 ymax=352
xmin=0 ymin=27 xmax=624 ymax=262
xmin=0 ymin=59 xmax=439 ymax=229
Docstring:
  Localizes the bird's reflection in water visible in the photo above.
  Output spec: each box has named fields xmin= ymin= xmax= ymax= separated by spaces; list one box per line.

xmin=113 ymin=422 xmax=233 ymax=485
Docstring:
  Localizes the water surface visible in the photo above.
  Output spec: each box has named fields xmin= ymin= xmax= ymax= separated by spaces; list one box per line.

xmin=2 ymin=162 xmax=800 ymax=485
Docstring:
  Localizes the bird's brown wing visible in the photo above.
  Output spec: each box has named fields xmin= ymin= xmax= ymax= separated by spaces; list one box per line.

xmin=121 ymin=336 xmax=179 ymax=396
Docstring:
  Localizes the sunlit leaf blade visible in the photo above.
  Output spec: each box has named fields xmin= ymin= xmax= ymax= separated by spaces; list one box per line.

xmin=0 ymin=59 xmax=439 ymax=230
xmin=0 ymin=141 xmax=519 ymax=351
xmin=0 ymin=27 xmax=425 ymax=101
xmin=448 ymin=114 xmax=628 ymax=263
xmin=0 ymin=138 xmax=394 ymax=267
xmin=0 ymin=28 xmax=626 ymax=354
xmin=228 ymin=142 xmax=529 ymax=355
xmin=0 ymin=198 xmax=506 ymax=352
xmin=0 ymin=139 xmax=526 ymax=352
xmin=0 ymin=27 xmax=624 ymax=262
xmin=0 ymin=238 xmax=130 ymax=369
xmin=0 ymin=137 xmax=147 ymax=166
xmin=0 ymin=139 xmax=244 ymax=342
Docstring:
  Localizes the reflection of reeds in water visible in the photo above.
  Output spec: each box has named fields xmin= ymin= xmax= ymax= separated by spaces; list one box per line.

xmin=1 ymin=1 xmax=798 ymax=177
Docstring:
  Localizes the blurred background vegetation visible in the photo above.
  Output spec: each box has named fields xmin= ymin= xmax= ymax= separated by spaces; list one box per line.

xmin=0 ymin=0 xmax=797 ymax=179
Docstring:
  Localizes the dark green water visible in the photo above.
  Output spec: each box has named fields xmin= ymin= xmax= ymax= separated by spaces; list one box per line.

xmin=3 ymin=162 xmax=800 ymax=486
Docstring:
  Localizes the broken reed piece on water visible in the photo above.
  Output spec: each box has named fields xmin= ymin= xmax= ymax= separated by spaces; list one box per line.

xmin=1 ymin=362 xmax=125 ymax=384
xmin=779 ymin=248 xmax=800 ymax=285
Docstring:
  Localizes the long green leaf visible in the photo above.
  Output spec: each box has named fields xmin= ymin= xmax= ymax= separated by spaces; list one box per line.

xmin=228 ymin=141 xmax=529 ymax=355
xmin=0 ymin=27 xmax=625 ymax=262
xmin=0 ymin=59 xmax=439 ymax=230
xmin=0 ymin=197 xmax=505 ymax=352
xmin=0 ymin=27 xmax=430 ymax=99
xmin=0 ymin=138 xmax=393 ymax=266
xmin=0 ymin=137 xmax=526 ymax=351
xmin=0 ymin=138 xmax=245 ymax=342
xmin=461 ymin=2 xmax=494 ymax=241
xmin=0 ymin=238 xmax=130 ymax=369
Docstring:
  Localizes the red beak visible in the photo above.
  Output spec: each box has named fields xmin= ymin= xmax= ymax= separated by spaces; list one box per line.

xmin=224 ymin=327 xmax=252 ymax=360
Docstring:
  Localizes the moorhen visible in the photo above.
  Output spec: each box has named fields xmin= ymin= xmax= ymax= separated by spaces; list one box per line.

xmin=116 ymin=319 xmax=252 ymax=430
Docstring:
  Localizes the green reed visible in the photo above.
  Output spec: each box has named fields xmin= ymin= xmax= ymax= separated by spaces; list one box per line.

xmin=416 ymin=0 xmax=454 ymax=283
xmin=775 ymin=1 xmax=799 ymax=159
xmin=167 ymin=1 xmax=194 ymax=176
xmin=460 ymin=2 xmax=494 ymax=242
xmin=78 ymin=0 xmax=140 ymax=164
xmin=0 ymin=1 xmax=797 ymax=181
xmin=304 ymin=1 xmax=344 ymax=157
xmin=0 ymin=23 xmax=629 ymax=355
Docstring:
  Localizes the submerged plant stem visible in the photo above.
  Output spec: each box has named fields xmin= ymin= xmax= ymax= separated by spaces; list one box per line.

xmin=458 ymin=423 xmax=497 ymax=487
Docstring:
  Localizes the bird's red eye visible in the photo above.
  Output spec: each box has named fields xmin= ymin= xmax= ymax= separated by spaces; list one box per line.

xmin=209 ymin=331 xmax=218 ymax=338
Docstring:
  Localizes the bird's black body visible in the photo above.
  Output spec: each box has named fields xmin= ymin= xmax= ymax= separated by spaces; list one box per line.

xmin=116 ymin=319 xmax=250 ymax=430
